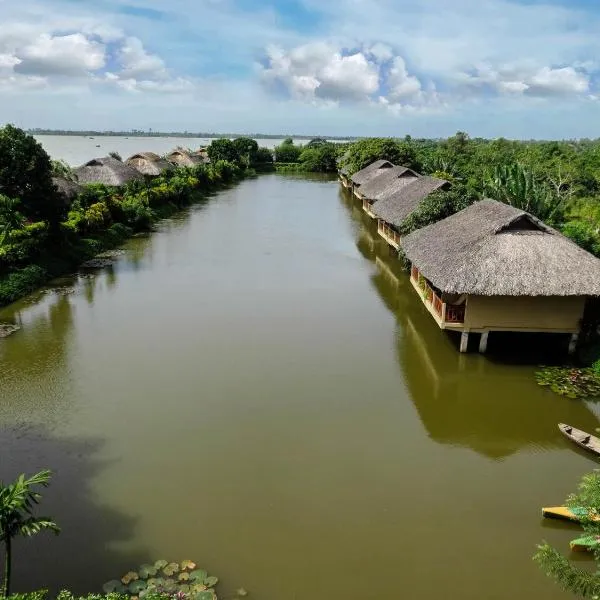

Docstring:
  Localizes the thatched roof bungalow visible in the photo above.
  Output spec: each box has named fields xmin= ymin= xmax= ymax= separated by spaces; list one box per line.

xmin=52 ymin=176 xmax=83 ymax=204
xmin=126 ymin=152 xmax=174 ymax=177
xmin=402 ymin=199 xmax=600 ymax=353
xmin=166 ymin=149 xmax=203 ymax=168
xmin=350 ymin=160 xmax=395 ymax=196
xmin=357 ymin=166 xmax=420 ymax=217
xmin=372 ymin=176 xmax=449 ymax=249
xmin=74 ymin=157 xmax=144 ymax=187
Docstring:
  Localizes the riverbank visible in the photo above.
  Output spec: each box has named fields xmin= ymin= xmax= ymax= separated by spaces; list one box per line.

xmin=0 ymin=163 xmax=251 ymax=308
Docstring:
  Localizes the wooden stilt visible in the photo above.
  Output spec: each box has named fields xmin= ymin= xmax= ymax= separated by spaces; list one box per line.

xmin=460 ymin=331 xmax=469 ymax=353
xmin=479 ymin=331 xmax=489 ymax=354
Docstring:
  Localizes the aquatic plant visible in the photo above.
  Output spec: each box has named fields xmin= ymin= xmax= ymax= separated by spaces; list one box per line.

xmin=535 ymin=366 xmax=600 ymax=399
xmin=103 ymin=561 xmax=219 ymax=600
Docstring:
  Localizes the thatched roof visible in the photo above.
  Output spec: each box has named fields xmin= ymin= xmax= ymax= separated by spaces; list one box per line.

xmin=371 ymin=176 xmax=449 ymax=226
xmin=52 ymin=176 xmax=83 ymax=201
xmin=126 ymin=152 xmax=174 ymax=176
xmin=74 ymin=157 xmax=144 ymax=186
xmin=350 ymin=159 xmax=395 ymax=186
xmin=402 ymin=199 xmax=600 ymax=296
xmin=359 ymin=166 xmax=420 ymax=201
xmin=166 ymin=149 xmax=203 ymax=167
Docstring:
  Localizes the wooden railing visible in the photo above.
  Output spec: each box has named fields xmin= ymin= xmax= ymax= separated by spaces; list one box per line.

xmin=411 ymin=265 xmax=465 ymax=324
xmin=378 ymin=221 xmax=401 ymax=246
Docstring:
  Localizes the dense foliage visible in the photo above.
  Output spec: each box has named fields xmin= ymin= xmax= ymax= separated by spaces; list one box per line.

xmin=535 ymin=471 xmax=600 ymax=597
xmin=0 ymin=127 xmax=254 ymax=307
xmin=535 ymin=365 xmax=600 ymax=399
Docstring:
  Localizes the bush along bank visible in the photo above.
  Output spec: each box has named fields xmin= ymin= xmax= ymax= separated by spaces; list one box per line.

xmin=0 ymin=132 xmax=250 ymax=308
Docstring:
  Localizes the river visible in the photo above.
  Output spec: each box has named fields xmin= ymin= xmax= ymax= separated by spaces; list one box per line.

xmin=0 ymin=174 xmax=598 ymax=600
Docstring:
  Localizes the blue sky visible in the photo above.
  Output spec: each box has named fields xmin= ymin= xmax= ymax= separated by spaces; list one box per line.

xmin=0 ymin=0 xmax=599 ymax=138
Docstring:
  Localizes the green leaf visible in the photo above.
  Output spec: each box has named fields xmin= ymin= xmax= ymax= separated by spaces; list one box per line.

xmin=139 ymin=564 xmax=157 ymax=579
xmin=129 ymin=580 xmax=148 ymax=594
xmin=178 ymin=572 xmax=190 ymax=581
xmin=122 ymin=572 xmax=139 ymax=585
xmin=204 ymin=576 xmax=218 ymax=588
xmin=181 ymin=560 xmax=197 ymax=571
xmin=190 ymin=569 xmax=208 ymax=583
xmin=163 ymin=562 xmax=180 ymax=576
xmin=154 ymin=560 xmax=168 ymax=570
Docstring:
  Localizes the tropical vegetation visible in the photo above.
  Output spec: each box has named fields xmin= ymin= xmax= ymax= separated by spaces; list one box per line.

xmin=0 ymin=471 xmax=59 ymax=598
xmin=535 ymin=470 xmax=600 ymax=597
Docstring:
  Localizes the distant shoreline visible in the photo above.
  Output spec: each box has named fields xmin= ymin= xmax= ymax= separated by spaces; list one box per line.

xmin=29 ymin=130 xmax=358 ymax=141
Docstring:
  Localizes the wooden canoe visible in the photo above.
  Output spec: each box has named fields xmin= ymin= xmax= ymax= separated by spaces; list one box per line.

xmin=570 ymin=535 xmax=600 ymax=552
xmin=542 ymin=506 xmax=600 ymax=523
xmin=559 ymin=423 xmax=600 ymax=458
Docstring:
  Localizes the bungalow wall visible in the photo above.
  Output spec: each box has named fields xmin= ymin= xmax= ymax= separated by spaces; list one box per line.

xmin=464 ymin=295 xmax=585 ymax=333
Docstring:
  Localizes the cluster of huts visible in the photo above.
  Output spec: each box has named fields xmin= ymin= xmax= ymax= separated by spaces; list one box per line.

xmin=52 ymin=148 xmax=210 ymax=200
xmin=340 ymin=160 xmax=600 ymax=354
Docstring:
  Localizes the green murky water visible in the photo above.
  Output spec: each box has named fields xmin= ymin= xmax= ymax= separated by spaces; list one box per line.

xmin=1 ymin=174 xmax=598 ymax=599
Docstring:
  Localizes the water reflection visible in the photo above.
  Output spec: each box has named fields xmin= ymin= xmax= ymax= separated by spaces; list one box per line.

xmin=343 ymin=189 xmax=600 ymax=460
xmin=1 ymin=426 xmax=150 ymax=594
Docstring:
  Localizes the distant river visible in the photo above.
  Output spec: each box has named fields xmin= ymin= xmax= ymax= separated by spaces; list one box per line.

xmin=34 ymin=135 xmax=332 ymax=166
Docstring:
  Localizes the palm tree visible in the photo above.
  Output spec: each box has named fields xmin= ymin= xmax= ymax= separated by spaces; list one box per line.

xmin=0 ymin=196 xmax=24 ymax=248
xmin=0 ymin=470 xmax=60 ymax=598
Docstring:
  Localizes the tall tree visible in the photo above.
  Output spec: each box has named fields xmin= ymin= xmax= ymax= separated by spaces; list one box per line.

xmin=0 ymin=196 xmax=24 ymax=248
xmin=0 ymin=470 xmax=60 ymax=597
xmin=207 ymin=138 xmax=241 ymax=165
xmin=0 ymin=125 xmax=61 ymax=224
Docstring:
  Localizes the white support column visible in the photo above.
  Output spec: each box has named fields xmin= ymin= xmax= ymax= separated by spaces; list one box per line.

xmin=479 ymin=331 xmax=489 ymax=354
xmin=568 ymin=332 xmax=579 ymax=355
xmin=459 ymin=331 xmax=469 ymax=353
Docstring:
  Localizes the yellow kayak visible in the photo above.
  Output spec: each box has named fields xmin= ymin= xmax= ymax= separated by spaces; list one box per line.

xmin=542 ymin=506 xmax=599 ymax=523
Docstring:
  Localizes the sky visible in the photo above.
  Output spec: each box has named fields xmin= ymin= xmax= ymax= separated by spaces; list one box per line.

xmin=0 ymin=0 xmax=599 ymax=138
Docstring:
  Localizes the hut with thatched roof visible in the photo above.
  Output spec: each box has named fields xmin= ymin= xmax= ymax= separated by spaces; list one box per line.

xmin=166 ymin=149 xmax=203 ymax=168
xmin=126 ymin=152 xmax=174 ymax=177
xmin=350 ymin=159 xmax=395 ymax=197
xmin=52 ymin=176 xmax=83 ymax=205
xmin=74 ymin=157 xmax=144 ymax=187
xmin=357 ymin=166 xmax=420 ymax=217
xmin=372 ymin=176 xmax=449 ymax=249
xmin=402 ymin=199 xmax=600 ymax=353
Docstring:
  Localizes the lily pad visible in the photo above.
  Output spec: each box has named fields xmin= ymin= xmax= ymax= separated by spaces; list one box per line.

xmin=181 ymin=560 xmax=197 ymax=571
xmin=163 ymin=562 xmax=180 ymax=576
xmin=139 ymin=564 xmax=158 ymax=579
xmin=178 ymin=584 xmax=191 ymax=594
xmin=103 ymin=580 xmax=126 ymax=594
xmin=122 ymin=572 xmax=139 ymax=585
xmin=154 ymin=560 xmax=168 ymax=570
xmin=204 ymin=576 xmax=218 ymax=588
xmin=146 ymin=578 xmax=162 ymax=589
xmin=129 ymin=581 xmax=147 ymax=594
xmin=190 ymin=569 xmax=208 ymax=583
xmin=191 ymin=584 xmax=207 ymax=593
xmin=162 ymin=578 xmax=177 ymax=592
xmin=178 ymin=572 xmax=190 ymax=581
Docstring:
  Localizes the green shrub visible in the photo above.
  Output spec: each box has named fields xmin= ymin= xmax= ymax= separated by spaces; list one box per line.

xmin=561 ymin=220 xmax=600 ymax=257
xmin=0 ymin=265 xmax=47 ymax=304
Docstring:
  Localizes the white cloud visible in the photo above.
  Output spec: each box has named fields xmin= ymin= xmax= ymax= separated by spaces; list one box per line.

xmin=457 ymin=61 xmax=591 ymax=97
xmin=117 ymin=37 xmax=168 ymax=81
xmin=387 ymin=56 xmax=422 ymax=100
xmin=14 ymin=33 xmax=105 ymax=76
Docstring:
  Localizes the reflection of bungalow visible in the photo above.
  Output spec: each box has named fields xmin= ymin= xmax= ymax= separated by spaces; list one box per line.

xmin=357 ymin=166 xmax=420 ymax=218
xmin=74 ymin=157 xmax=144 ymax=186
xmin=126 ymin=152 xmax=174 ymax=177
xmin=350 ymin=160 xmax=395 ymax=198
xmin=402 ymin=199 xmax=600 ymax=353
xmin=166 ymin=149 xmax=203 ymax=168
xmin=372 ymin=176 xmax=449 ymax=249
